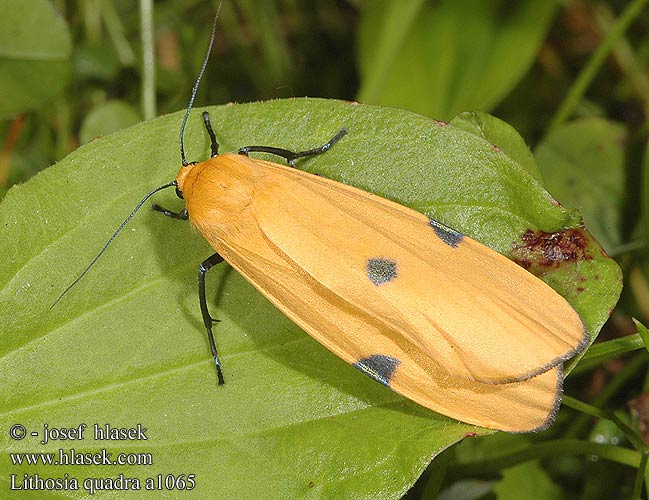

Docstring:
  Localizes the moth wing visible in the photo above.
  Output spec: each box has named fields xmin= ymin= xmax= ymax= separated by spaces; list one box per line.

xmin=216 ymin=211 xmax=564 ymax=431
xmin=211 ymin=197 xmax=564 ymax=431
xmin=220 ymin=160 xmax=587 ymax=384
xmin=192 ymin=156 xmax=583 ymax=431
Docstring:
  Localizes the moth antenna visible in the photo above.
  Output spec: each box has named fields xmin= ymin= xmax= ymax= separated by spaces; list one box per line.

xmin=179 ymin=2 xmax=223 ymax=166
xmin=51 ymin=181 xmax=178 ymax=310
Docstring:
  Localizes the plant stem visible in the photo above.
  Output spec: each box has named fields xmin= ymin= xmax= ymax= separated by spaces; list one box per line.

xmin=140 ymin=0 xmax=156 ymax=120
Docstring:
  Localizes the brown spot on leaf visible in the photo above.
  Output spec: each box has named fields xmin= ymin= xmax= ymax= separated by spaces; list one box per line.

xmin=434 ymin=120 xmax=448 ymax=126
xmin=490 ymin=143 xmax=502 ymax=152
xmin=511 ymin=228 xmax=593 ymax=274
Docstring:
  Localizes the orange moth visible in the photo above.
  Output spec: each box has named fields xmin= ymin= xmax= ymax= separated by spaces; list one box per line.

xmin=168 ymin=138 xmax=587 ymax=432
xmin=58 ymin=7 xmax=588 ymax=433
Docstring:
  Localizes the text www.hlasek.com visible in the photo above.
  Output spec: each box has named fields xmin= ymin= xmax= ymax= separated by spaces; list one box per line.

xmin=9 ymin=423 xmax=197 ymax=494
xmin=10 ymin=448 xmax=152 ymax=466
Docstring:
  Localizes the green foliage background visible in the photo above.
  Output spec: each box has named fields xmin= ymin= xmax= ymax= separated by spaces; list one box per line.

xmin=1 ymin=1 xmax=648 ymax=499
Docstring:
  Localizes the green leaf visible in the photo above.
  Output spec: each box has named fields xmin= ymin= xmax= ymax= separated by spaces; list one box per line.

xmin=0 ymin=99 xmax=620 ymax=498
xmin=493 ymin=461 xmax=563 ymax=500
xmin=0 ymin=0 xmax=72 ymax=117
xmin=357 ymin=0 xmax=557 ymax=120
xmin=447 ymin=113 xmax=622 ymax=360
xmin=535 ymin=117 xmax=627 ymax=254
xmin=80 ymin=101 xmax=141 ymax=145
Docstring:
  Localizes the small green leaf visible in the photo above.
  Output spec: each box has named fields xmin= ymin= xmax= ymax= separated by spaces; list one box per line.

xmin=357 ymin=0 xmax=557 ymax=120
xmin=535 ymin=117 xmax=627 ymax=254
xmin=0 ymin=0 xmax=71 ymax=116
xmin=0 ymin=99 xmax=620 ymax=498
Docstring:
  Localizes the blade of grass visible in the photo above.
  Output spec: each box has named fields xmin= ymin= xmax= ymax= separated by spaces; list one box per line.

xmin=632 ymin=452 xmax=648 ymax=500
xmin=549 ymin=0 xmax=649 ymax=131
xmin=594 ymin=3 xmax=649 ymax=118
xmin=572 ymin=334 xmax=646 ymax=375
xmin=101 ymin=0 xmax=136 ymax=66
xmin=448 ymin=439 xmax=641 ymax=479
xmin=563 ymin=395 xmax=647 ymax=452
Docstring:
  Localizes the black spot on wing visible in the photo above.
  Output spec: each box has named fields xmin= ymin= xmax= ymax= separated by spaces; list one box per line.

xmin=429 ymin=218 xmax=464 ymax=248
xmin=353 ymin=354 xmax=400 ymax=387
xmin=366 ymin=258 xmax=397 ymax=286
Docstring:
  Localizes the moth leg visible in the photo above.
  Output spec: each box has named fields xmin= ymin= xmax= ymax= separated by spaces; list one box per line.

xmin=238 ymin=128 xmax=347 ymax=166
xmin=201 ymin=111 xmax=219 ymax=157
xmin=151 ymin=205 xmax=189 ymax=220
xmin=199 ymin=253 xmax=226 ymax=385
